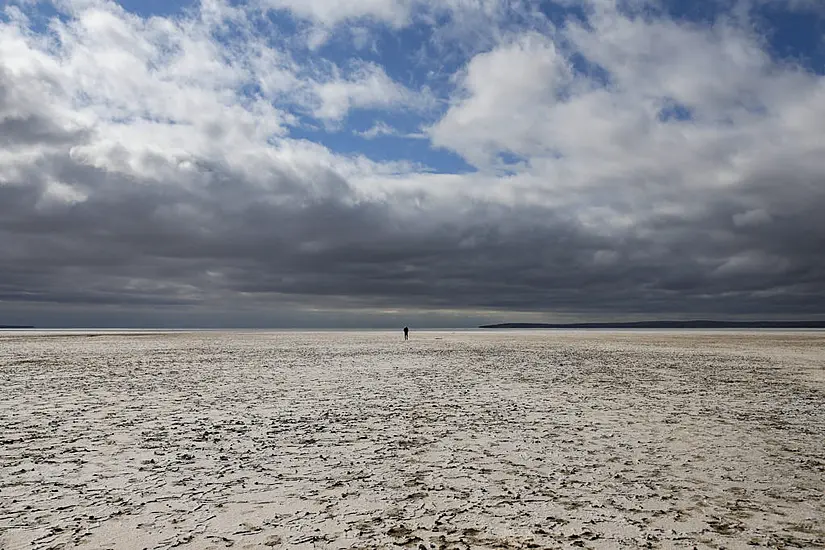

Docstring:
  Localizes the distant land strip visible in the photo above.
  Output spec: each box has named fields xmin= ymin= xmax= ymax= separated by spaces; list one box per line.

xmin=0 ymin=325 xmax=35 ymax=329
xmin=480 ymin=320 xmax=825 ymax=329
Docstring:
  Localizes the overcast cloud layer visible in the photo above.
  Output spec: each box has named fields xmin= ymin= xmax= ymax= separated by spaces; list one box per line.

xmin=1 ymin=0 xmax=824 ymax=327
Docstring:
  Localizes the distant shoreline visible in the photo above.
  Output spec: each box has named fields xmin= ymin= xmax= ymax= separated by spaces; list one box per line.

xmin=480 ymin=320 xmax=825 ymax=329
xmin=0 ymin=325 xmax=35 ymax=329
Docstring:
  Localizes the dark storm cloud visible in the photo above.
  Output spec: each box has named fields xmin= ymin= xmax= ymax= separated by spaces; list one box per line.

xmin=2 ymin=138 xmax=823 ymax=321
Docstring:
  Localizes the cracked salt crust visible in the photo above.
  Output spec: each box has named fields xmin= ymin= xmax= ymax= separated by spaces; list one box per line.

xmin=0 ymin=330 xmax=823 ymax=549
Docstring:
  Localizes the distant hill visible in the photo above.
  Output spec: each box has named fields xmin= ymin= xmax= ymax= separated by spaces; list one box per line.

xmin=0 ymin=325 xmax=35 ymax=329
xmin=480 ymin=320 xmax=825 ymax=329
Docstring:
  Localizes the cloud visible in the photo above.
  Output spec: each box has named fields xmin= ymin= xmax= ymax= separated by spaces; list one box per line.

xmin=259 ymin=0 xmax=415 ymax=28
xmin=355 ymin=121 xmax=428 ymax=140
xmin=1 ymin=0 xmax=824 ymax=326
xmin=733 ymin=208 xmax=772 ymax=227
xmin=355 ymin=121 xmax=398 ymax=139
xmin=429 ymin=32 xmax=572 ymax=167
xmin=310 ymin=61 xmax=435 ymax=122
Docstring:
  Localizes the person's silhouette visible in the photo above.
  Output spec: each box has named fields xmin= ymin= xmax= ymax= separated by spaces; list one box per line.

xmin=403 ymin=326 xmax=409 ymax=340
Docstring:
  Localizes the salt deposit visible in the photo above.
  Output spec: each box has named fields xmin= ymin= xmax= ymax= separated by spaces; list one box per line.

xmin=1 ymin=330 xmax=823 ymax=549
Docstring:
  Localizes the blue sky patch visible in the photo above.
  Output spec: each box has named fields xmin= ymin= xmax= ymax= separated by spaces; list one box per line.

xmin=658 ymin=100 xmax=694 ymax=122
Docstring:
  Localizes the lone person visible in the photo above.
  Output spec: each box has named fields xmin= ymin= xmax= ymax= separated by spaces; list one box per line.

xmin=403 ymin=326 xmax=409 ymax=341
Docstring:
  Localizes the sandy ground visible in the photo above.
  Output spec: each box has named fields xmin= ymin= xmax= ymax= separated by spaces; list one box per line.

xmin=0 ymin=330 xmax=823 ymax=549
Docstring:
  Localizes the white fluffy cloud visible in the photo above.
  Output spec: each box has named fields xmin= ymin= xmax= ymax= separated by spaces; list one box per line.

xmin=259 ymin=0 xmax=414 ymax=28
xmin=429 ymin=32 xmax=571 ymax=166
xmin=311 ymin=62 xmax=435 ymax=122
xmin=430 ymin=4 xmax=825 ymax=231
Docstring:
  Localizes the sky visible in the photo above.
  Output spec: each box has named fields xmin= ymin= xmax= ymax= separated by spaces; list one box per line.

xmin=1 ymin=0 xmax=824 ymax=328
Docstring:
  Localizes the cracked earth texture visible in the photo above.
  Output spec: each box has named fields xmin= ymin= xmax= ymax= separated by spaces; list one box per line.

xmin=1 ymin=330 xmax=823 ymax=549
